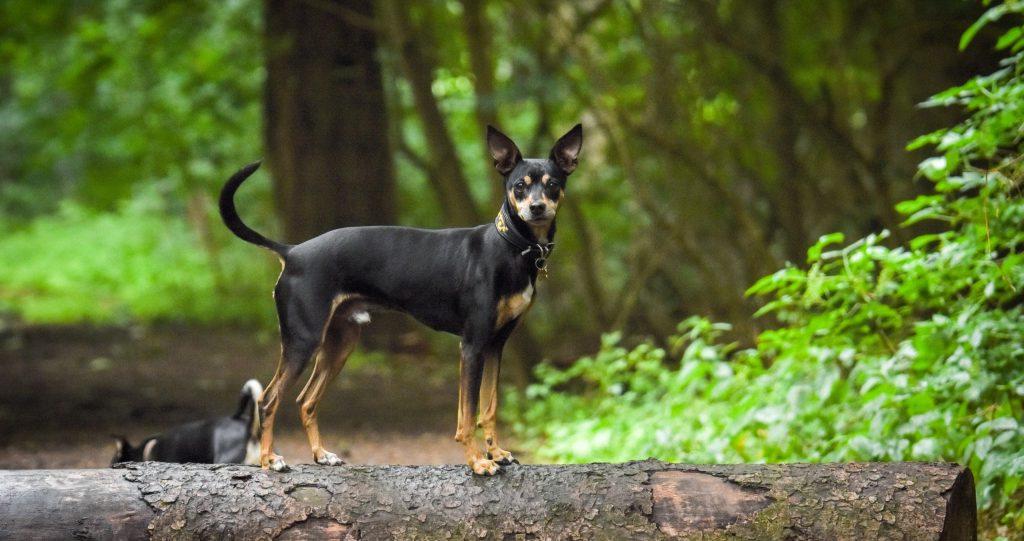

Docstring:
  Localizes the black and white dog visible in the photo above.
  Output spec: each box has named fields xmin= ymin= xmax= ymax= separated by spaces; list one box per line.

xmin=111 ymin=379 xmax=262 ymax=465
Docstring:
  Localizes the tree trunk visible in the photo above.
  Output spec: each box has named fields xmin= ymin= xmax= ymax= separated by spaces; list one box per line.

xmin=0 ymin=461 xmax=975 ymax=540
xmin=264 ymin=0 xmax=395 ymax=242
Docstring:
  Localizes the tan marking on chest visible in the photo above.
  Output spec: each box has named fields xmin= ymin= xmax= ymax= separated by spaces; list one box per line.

xmin=496 ymin=283 xmax=535 ymax=329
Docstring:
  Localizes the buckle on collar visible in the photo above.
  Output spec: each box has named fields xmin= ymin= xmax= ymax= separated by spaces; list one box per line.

xmin=495 ymin=208 xmax=554 ymax=277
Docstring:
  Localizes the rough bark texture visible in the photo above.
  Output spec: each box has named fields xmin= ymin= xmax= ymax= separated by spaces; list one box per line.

xmin=264 ymin=0 xmax=395 ymax=243
xmin=0 ymin=461 xmax=975 ymax=540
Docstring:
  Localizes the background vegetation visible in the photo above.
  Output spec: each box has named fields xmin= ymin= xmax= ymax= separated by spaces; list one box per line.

xmin=1 ymin=1 xmax=1021 ymax=538
xmin=507 ymin=3 xmax=1024 ymax=538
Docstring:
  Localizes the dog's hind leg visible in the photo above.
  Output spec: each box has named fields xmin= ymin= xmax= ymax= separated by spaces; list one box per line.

xmin=260 ymin=285 xmax=329 ymax=472
xmin=297 ymin=310 xmax=361 ymax=466
xmin=258 ymin=352 xmax=299 ymax=471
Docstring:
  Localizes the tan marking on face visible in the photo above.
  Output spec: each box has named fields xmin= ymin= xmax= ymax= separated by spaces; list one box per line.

xmin=541 ymin=191 xmax=561 ymax=210
xmin=495 ymin=283 xmax=535 ymax=329
xmin=507 ymin=190 xmax=520 ymax=213
xmin=526 ymin=189 xmax=561 ymax=241
xmin=542 ymin=173 xmax=550 ymax=184
xmin=523 ymin=175 xmax=533 ymax=186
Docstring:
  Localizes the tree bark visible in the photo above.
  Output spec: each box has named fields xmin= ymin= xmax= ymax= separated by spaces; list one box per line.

xmin=264 ymin=0 xmax=395 ymax=243
xmin=0 ymin=461 xmax=975 ymax=540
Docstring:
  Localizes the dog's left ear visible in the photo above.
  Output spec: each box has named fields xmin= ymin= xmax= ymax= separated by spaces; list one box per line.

xmin=112 ymin=435 xmax=130 ymax=452
xmin=550 ymin=123 xmax=583 ymax=174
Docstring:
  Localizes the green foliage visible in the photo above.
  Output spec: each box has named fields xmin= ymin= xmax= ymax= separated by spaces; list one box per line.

xmin=0 ymin=0 xmax=277 ymax=327
xmin=0 ymin=187 xmax=278 ymax=326
xmin=508 ymin=4 xmax=1024 ymax=537
xmin=0 ymin=0 xmax=262 ymax=216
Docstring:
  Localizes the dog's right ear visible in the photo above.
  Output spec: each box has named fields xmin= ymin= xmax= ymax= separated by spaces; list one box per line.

xmin=487 ymin=125 xmax=522 ymax=176
xmin=111 ymin=435 xmax=131 ymax=463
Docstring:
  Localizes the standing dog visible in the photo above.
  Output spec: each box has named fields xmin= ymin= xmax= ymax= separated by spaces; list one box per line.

xmin=111 ymin=379 xmax=263 ymax=465
xmin=219 ymin=125 xmax=582 ymax=475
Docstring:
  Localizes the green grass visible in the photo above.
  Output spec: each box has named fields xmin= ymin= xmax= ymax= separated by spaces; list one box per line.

xmin=0 ymin=187 xmax=278 ymax=327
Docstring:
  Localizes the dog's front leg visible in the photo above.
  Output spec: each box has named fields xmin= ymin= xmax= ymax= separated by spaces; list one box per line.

xmin=455 ymin=342 xmax=500 ymax=476
xmin=478 ymin=350 xmax=517 ymax=466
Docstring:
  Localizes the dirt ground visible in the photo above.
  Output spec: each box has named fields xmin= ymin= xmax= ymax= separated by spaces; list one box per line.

xmin=0 ymin=324 xmax=475 ymax=469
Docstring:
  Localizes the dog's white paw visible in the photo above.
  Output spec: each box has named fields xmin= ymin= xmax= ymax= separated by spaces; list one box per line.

xmin=316 ymin=451 xmax=345 ymax=466
xmin=267 ymin=456 xmax=290 ymax=472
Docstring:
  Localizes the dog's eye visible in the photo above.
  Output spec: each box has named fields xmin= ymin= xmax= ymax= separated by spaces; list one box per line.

xmin=513 ymin=181 xmax=526 ymax=194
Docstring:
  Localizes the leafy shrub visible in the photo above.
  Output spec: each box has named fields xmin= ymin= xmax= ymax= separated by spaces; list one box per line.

xmin=507 ymin=2 xmax=1024 ymax=537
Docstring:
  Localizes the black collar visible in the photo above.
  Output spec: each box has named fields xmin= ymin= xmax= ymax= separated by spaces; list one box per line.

xmin=494 ymin=204 xmax=555 ymax=271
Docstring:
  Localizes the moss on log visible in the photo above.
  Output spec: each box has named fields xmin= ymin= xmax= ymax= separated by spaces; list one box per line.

xmin=0 ymin=461 xmax=975 ymax=540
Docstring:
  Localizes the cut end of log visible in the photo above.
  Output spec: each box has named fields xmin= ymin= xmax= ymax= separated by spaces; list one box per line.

xmin=941 ymin=467 xmax=978 ymax=541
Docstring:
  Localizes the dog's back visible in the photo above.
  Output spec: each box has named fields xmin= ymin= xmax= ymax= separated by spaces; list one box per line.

xmin=111 ymin=379 xmax=263 ymax=465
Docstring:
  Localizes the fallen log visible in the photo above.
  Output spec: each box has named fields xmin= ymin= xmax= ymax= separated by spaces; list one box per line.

xmin=0 ymin=461 xmax=974 ymax=540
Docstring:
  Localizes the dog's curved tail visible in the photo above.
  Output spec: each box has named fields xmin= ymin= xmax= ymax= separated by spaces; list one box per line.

xmin=219 ymin=161 xmax=291 ymax=258
xmin=234 ymin=378 xmax=264 ymax=465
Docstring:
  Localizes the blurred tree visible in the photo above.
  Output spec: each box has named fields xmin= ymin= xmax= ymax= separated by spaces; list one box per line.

xmin=0 ymin=0 xmax=1007 ymax=367
xmin=264 ymin=0 xmax=395 ymax=241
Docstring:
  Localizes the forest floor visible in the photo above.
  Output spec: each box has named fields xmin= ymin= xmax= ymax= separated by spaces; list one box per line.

xmin=0 ymin=324 xmax=474 ymax=469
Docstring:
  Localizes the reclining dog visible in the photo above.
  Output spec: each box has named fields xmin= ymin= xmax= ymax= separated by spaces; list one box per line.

xmin=111 ymin=379 xmax=262 ymax=465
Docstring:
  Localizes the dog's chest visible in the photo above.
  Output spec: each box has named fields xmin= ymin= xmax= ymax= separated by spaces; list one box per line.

xmin=496 ymin=283 xmax=534 ymax=328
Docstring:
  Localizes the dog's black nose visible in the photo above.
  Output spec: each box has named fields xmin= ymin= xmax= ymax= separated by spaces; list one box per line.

xmin=529 ymin=202 xmax=546 ymax=215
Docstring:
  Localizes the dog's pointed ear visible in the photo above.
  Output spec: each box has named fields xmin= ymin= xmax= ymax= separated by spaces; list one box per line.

xmin=487 ymin=125 xmax=522 ymax=176
xmin=550 ymin=123 xmax=583 ymax=174
xmin=111 ymin=435 xmax=131 ymax=463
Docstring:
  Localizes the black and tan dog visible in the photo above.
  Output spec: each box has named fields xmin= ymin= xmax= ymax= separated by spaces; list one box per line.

xmin=219 ymin=125 xmax=582 ymax=475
